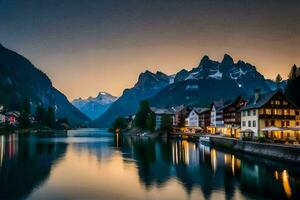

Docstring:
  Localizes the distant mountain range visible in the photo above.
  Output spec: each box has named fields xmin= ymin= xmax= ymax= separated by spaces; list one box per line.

xmin=0 ymin=43 xmax=89 ymax=126
xmin=90 ymin=71 xmax=174 ymax=127
xmin=91 ymin=54 xmax=284 ymax=127
xmin=72 ymin=92 xmax=117 ymax=120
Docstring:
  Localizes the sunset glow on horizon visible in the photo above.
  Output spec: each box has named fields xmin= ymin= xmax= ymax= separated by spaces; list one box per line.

xmin=1 ymin=0 xmax=299 ymax=100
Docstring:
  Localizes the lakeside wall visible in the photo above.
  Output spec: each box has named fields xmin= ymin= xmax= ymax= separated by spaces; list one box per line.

xmin=209 ymin=136 xmax=300 ymax=163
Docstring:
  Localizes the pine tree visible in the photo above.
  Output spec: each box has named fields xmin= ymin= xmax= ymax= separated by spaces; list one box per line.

xmin=160 ymin=115 xmax=173 ymax=133
xmin=275 ymin=74 xmax=282 ymax=89
xmin=46 ymin=106 xmax=56 ymax=128
xmin=135 ymin=100 xmax=151 ymax=130
xmin=285 ymin=65 xmax=300 ymax=107
xmin=146 ymin=112 xmax=155 ymax=131
xmin=19 ymin=99 xmax=31 ymax=128
xmin=288 ymin=64 xmax=298 ymax=81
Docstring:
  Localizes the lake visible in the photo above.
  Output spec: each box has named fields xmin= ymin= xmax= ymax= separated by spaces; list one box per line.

xmin=0 ymin=129 xmax=299 ymax=200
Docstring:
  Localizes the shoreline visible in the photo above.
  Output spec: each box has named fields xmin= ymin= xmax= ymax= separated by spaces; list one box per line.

xmin=208 ymin=135 xmax=300 ymax=163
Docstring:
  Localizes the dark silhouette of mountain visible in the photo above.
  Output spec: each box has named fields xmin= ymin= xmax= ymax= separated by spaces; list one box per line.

xmin=72 ymin=92 xmax=117 ymax=120
xmin=149 ymin=54 xmax=271 ymax=107
xmin=90 ymin=71 xmax=173 ymax=127
xmin=0 ymin=43 xmax=89 ymax=126
xmin=92 ymin=54 xmax=275 ymax=127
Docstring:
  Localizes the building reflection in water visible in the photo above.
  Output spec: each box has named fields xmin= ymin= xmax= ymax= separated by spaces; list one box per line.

xmin=0 ymin=133 xmax=67 ymax=199
xmin=116 ymin=136 xmax=300 ymax=199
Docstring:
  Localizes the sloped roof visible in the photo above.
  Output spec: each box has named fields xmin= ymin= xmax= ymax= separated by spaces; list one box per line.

xmin=150 ymin=107 xmax=175 ymax=115
xmin=194 ymin=107 xmax=210 ymax=114
xmin=220 ymin=96 xmax=245 ymax=110
xmin=240 ymin=90 xmax=293 ymax=111
xmin=211 ymin=100 xmax=224 ymax=111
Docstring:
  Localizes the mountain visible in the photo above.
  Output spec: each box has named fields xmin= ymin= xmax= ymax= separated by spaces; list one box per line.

xmin=0 ymin=43 xmax=89 ymax=126
xmin=72 ymin=92 xmax=117 ymax=120
xmin=90 ymin=71 xmax=173 ymax=127
xmin=148 ymin=54 xmax=272 ymax=107
xmin=92 ymin=54 xmax=275 ymax=127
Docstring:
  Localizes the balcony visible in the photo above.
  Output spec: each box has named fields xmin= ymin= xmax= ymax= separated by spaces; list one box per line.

xmin=259 ymin=114 xmax=295 ymax=120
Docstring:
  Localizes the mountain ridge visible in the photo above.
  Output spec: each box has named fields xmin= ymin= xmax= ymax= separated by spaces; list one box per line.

xmin=0 ymin=43 xmax=90 ymax=126
xmin=92 ymin=54 xmax=280 ymax=127
xmin=72 ymin=92 xmax=117 ymax=120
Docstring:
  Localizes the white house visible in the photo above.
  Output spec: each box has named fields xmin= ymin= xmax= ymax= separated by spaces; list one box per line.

xmin=210 ymin=101 xmax=224 ymax=127
xmin=185 ymin=109 xmax=199 ymax=127
xmin=0 ymin=113 xmax=6 ymax=124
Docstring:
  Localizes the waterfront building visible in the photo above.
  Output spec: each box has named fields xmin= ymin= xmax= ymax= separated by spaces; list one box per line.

xmin=184 ymin=109 xmax=200 ymax=133
xmin=221 ymin=96 xmax=247 ymax=137
xmin=198 ymin=108 xmax=210 ymax=130
xmin=240 ymin=89 xmax=300 ymax=141
xmin=5 ymin=111 xmax=20 ymax=125
xmin=210 ymin=100 xmax=224 ymax=127
xmin=173 ymin=105 xmax=190 ymax=127
xmin=207 ymin=100 xmax=225 ymax=134
xmin=150 ymin=107 xmax=175 ymax=130
xmin=0 ymin=113 xmax=6 ymax=124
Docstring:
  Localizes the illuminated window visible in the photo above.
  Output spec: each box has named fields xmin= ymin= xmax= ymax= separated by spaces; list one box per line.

xmin=284 ymin=109 xmax=290 ymax=115
xmin=271 ymin=100 xmax=274 ymax=105
xmin=275 ymin=100 xmax=280 ymax=105
xmin=274 ymin=109 xmax=282 ymax=115
xmin=283 ymin=101 xmax=288 ymax=105
xmin=266 ymin=109 xmax=272 ymax=115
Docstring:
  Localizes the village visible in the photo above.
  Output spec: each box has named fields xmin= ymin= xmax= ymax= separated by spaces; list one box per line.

xmin=149 ymin=89 xmax=300 ymax=145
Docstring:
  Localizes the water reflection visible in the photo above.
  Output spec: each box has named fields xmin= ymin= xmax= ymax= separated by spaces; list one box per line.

xmin=0 ymin=130 xmax=299 ymax=200
xmin=0 ymin=133 xmax=67 ymax=200
xmin=112 ymin=135 xmax=300 ymax=199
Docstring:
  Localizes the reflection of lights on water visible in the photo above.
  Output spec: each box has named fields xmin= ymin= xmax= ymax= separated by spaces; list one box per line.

xmin=0 ymin=136 xmax=4 ymax=167
xmin=172 ymin=141 xmax=190 ymax=165
xmin=274 ymin=171 xmax=279 ymax=180
xmin=282 ymin=170 xmax=292 ymax=199
xmin=224 ymin=154 xmax=240 ymax=176
xmin=181 ymin=140 xmax=189 ymax=165
xmin=8 ymin=134 xmax=18 ymax=159
xmin=232 ymin=155 xmax=235 ymax=176
xmin=211 ymin=149 xmax=217 ymax=172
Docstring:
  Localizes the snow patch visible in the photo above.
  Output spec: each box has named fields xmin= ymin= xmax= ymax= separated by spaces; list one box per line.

xmin=185 ymin=85 xmax=198 ymax=90
xmin=207 ymin=71 xmax=223 ymax=80
xmin=185 ymin=72 xmax=199 ymax=80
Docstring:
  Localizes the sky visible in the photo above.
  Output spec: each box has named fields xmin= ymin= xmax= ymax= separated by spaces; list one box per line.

xmin=0 ymin=0 xmax=299 ymax=100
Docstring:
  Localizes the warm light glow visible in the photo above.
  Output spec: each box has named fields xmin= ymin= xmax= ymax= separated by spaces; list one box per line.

xmin=282 ymin=170 xmax=292 ymax=199
xmin=274 ymin=171 xmax=279 ymax=180
xmin=211 ymin=149 xmax=217 ymax=172
xmin=231 ymin=155 xmax=235 ymax=176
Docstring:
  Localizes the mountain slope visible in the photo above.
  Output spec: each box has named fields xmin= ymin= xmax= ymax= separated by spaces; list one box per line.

xmin=92 ymin=54 xmax=278 ymax=128
xmin=0 ymin=43 xmax=89 ymax=126
xmin=91 ymin=71 xmax=173 ymax=127
xmin=149 ymin=54 xmax=271 ymax=107
xmin=72 ymin=92 xmax=117 ymax=120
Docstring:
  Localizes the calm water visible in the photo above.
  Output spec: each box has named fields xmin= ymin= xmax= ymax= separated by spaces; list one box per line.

xmin=0 ymin=129 xmax=299 ymax=200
